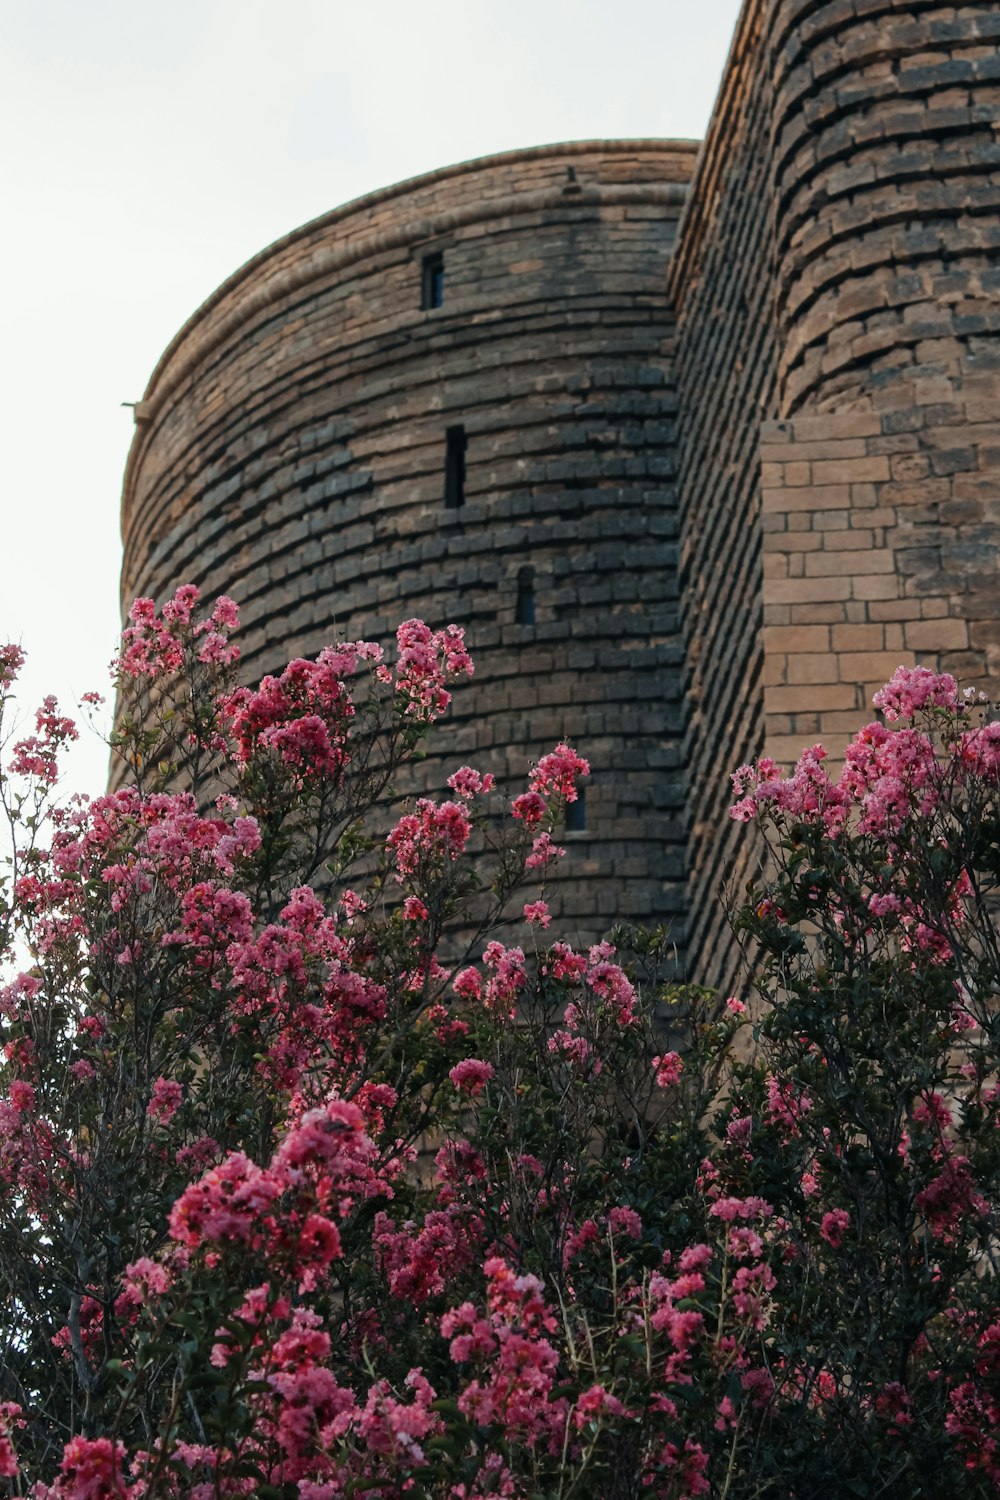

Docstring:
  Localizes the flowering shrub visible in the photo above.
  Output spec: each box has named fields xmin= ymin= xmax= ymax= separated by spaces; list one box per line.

xmin=726 ymin=665 xmax=1000 ymax=1493
xmin=0 ymin=598 xmax=997 ymax=1496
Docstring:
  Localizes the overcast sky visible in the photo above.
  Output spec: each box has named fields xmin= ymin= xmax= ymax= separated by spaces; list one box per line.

xmin=0 ymin=0 xmax=742 ymax=793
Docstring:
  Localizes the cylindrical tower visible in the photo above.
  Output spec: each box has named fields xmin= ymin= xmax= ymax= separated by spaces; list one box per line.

xmin=120 ymin=141 xmax=697 ymax=946
xmin=771 ymin=0 xmax=1000 ymax=413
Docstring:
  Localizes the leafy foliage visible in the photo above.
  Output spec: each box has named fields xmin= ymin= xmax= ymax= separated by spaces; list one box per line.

xmin=0 ymin=602 xmax=997 ymax=1498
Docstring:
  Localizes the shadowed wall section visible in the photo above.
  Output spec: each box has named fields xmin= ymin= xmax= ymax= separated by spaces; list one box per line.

xmin=120 ymin=142 xmax=697 ymax=951
xmin=121 ymin=1 xmax=1000 ymax=989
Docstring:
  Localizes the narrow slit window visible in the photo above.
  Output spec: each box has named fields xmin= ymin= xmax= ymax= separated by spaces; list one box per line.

xmin=444 ymin=425 xmax=467 ymax=509
xmin=421 ymin=252 xmax=444 ymax=310
xmin=515 ymin=566 xmax=536 ymax=625
xmin=565 ymin=787 xmax=586 ymax=833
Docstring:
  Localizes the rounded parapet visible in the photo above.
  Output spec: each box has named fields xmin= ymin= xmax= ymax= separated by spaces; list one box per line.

xmin=120 ymin=140 xmax=697 ymax=944
xmin=770 ymin=0 xmax=1000 ymax=413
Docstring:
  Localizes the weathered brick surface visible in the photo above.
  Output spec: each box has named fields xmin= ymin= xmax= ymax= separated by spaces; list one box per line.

xmin=120 ymin=143 xmax=697 ymax=950
xmin=762 ymin=375 xmax=1000 ymax=759
xmin=120 ymin=3 xmax=1000 ymax=991
xmin=666 ymin=0 xmax=1000 ymax=990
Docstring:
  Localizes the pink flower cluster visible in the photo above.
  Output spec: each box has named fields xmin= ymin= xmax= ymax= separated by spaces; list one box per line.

xmin=386 ymin=617 xmax=473 ymax=719
xmin=115 ymin=586 xmax=240 ymax=679
xmin=513 ymin=741 xmax=590 ymax=826
xmin=386 ymin=799 xmax=472 ymax=880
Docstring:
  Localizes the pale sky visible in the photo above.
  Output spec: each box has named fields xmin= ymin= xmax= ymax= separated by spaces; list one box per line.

xmin=0 ymin=0 xmax=742 ymax=795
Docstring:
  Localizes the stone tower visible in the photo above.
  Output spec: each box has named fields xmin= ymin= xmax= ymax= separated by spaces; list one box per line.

xmin=120 ymin=142 xmax=697 ymax=952
xmin=121 ymin=0 xmax=1000 ymax=989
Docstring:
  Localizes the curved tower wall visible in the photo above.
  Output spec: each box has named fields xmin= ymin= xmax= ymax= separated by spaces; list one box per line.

xmin=121 ymin=2 xmax=1000 ymax=989
xmin=772 ymin=0 xmax=1000 ymax=414
xmin=121 ymin=142 xmax=697 ymax=949
xmin=670 ymin=0 xmax=1000 ymax=989
xmin=762 ymin=0 xmax=1000 ymax=760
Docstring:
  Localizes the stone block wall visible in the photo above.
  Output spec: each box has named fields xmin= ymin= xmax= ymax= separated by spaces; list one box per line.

xmin=668 ymin=0 xmax=1000 ymax=988
xmin=761 ymin=373 xmax=1000 ymax=763
xmin=119 ymin=0 xmax=1000 ymax=990
xmin=120 ymin=142 xmax=697 ymax=948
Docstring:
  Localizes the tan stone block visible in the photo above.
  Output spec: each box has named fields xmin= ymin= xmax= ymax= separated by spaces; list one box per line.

xmin=839 ymin=651 xmax=914 ymax=682
xmin=853 ymin=576 xmax=902 ymax=600
xmin=763 ymin=625 xmax=831 ymax=653
xmin=851 ymin=506 xmax=897 ymax=526
xmin=767 ymin=682 xmax=856 ymax=710
xmin=831 ymin=623 xmax=885 ymax=652
xmin=812 ymin=456 xmax=891 ymax=485
xmin=822 ymin=529 xmax=875 ymax=550
xmin=763 ymin=734 xmax=814 ymax=769
xmin=880 ymin=478 xmax=952 ymax=506
xmin=868 ymin=600 xmax=924 ymax=621
xmin=762 ymin=531 xmax=823 ymax=552
xmin=760 ymin=438 xmax=868 ymax=463
xmin=788 ymin=603 xmax=851 ymax=624
xmin=904 ymin=619 xmax=969 ymax=651
xmin=762 ymin=654 xmax=787 ymax=686
xmin=806 ymin=550 xmax=895 ymax=577
xmin=891 ymin=453 xmax=931 ymax=482
xmin=766 ymin=577 xmax=853 ymax=603
xmin=764 ymin=553 xmax=789 ymax=579
xmin=815 ymin=708 xmax=870 ymax=734
xmin=786 ymin=654 xmax=841 ymax=686
xmin=785 ymin=413 xmax=882 ymax=441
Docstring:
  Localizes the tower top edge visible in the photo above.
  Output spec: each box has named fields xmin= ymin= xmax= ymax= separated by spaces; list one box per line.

xmin=137 ymin=138 xmax=700 ymax=406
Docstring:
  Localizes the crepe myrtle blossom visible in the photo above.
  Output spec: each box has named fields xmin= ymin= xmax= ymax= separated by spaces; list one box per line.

xmin=449 ymin=1059 xmax=494 ymax=1096
xmin=652 ymin=1051 xmax=683 ymax=1088
xmin=3 ymin=607 xmax=999 ymax=1495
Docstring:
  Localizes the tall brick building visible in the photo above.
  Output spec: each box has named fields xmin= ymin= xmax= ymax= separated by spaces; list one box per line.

xmin=120 ymin=0 xmax=1000 ymax=988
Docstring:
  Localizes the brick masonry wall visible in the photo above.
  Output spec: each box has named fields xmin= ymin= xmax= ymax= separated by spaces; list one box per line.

xmin=120 ymin=142 xmax=698 ymax=949
xmin=771 ymin=0 xmax=1000 ymax=414
xmin=666 ymin=0 xmax=1000 ymax=989
xmin=119 ymin=3 xmax=1000 ymax=991
xmin=761 ymin=373 xmax=1000 ymax=764
xmin=667 ymin=0 xmax=781 ymax=990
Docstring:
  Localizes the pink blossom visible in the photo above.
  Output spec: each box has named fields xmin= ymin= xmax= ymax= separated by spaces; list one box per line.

xmin=819 ymin=1209 xmax=850 ymax=1249
xmin=122 ymin=1257 xmax=171 ymax=1302
xmin=452 ymin=967 xmax=482 ymax=1000
xmin=0 ymin=644 xmax=25 ymax=688
xmin=607 ymin=1205 xmax=642 ymax=1239
xmin=447 ymin=766 xmax=495 ymax=799
xmin=529 ymin=743 xmax=590 ymax=802
xmin=0 ymin=1403 xmax=22 ymax=1478
xmin=50 ymin=1435 xmax=131 ymax=1499
xmin=652 ymin=1051 xmax=683 ymax=1088
xmin=449 ymin=1059 xmax=494 ymax=1096
xmin=522 ymin=900 xmax=551 ymax=928
xmin=525 ymin=832 xmax=565 ymax=869
xmin=573 ymin=1383 xmax=626 ymax=1430
xmin=146 ymin=1077 xmax=182 ymax=1124
xmin=872 ymin=664 xmax=959 ymax=721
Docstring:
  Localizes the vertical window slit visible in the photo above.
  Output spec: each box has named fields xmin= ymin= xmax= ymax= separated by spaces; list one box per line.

xmin=515 ymin=566 xmax=536 ymax=625
xmin=565 ymin=787 xmax=586 ymax=833
xmin=444 ymin=425 xmax=467 ymax=509
xmin=422 ymin=252 xmax=444 ymax=310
